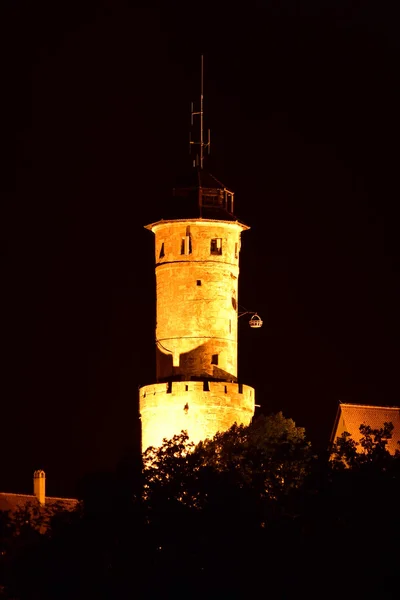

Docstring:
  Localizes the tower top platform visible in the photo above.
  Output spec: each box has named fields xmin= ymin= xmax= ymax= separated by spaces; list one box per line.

xmin=160 ymin=166 xmax=237 ymax=221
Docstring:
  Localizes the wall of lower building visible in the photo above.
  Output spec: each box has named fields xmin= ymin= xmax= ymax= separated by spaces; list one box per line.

xmin=332 ymin=405 xmax=400 ymax=455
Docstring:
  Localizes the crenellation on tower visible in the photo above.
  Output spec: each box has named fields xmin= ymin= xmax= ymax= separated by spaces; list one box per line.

xmin=140 ymin=381 xmax=254 ymax=451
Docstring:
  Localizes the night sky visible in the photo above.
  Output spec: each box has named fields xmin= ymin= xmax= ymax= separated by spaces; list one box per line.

xmin=2 ymin=0 xmax=400 ymax=497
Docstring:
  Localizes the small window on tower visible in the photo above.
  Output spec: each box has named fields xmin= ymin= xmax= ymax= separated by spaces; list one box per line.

xmin=181 ymin=235 xmax=192 ymax=255
xmin=211 ymin=354 xmax=219 ymax=365
xmin=197 ymin=280 xmax=202 ymax=286
xmin=159 ymin=243 xmax=165 ymax=259
xmin=186 ymin=227 xmax=192 ymax=254
xmin=210 ymin=238 xmax=222 ymax=255
xmin=235 ymin=242 xmax=238 ymax=259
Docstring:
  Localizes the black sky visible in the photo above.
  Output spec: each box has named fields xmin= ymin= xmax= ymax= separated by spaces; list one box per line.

xmin=1 ymin=0 xmax=400 ymax=496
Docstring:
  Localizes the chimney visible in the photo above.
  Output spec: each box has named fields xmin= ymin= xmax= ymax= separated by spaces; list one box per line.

xmin=33 ymin=470 xmax=45 ymax=505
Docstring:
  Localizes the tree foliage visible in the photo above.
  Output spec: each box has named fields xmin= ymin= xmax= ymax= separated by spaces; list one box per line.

xmin=142 ymin=413 xmax=313 ymax=515
xmin=197 ymin=412 xmax=313 ymax=498
xmin=330 ymin=422 xmax=396 ymax=469
xmin=2 ymin=415 xmax=400 ymax=599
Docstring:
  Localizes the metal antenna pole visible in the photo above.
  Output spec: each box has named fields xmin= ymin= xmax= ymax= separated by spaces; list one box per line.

xmin=190 ymin=55 xmax=210 ymax=168
xmin=200 ymin=54 xmax=204 ymax=169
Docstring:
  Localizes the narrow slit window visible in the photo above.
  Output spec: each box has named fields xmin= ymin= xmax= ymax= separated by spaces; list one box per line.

xmin=235 ymin=242 xmax=238 ymax=259
xmin=224 ymin=385 xmax=228 ymax=393
xmin=181 ymin=236 xmax=192 ymax=255
xmin=210 ymin=238 xmax=222 ymax=255
xmin=197 ymin=280 xmax=202 ymax=286
xmin=186 ymin=226 xmax=192 ymax=254
xmin=185 ymin=385 xmax=189 ymax=391
xmin=159 ymin=243 xmax=165 ymax=259
xmin=203 ymin=380 xmax=210 ymax=391
xmin=211 ymin=354 xmax=219 ymax=365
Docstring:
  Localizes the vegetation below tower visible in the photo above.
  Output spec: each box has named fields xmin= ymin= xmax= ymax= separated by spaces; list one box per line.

xmin=1 ymin=414 xmax=400 ymax=599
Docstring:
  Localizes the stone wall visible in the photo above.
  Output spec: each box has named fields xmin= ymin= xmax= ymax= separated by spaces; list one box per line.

xmin=146 ymin=219 xmax=249 ymax=381
xmin=139 ymin=381 xmax=255 ymax=451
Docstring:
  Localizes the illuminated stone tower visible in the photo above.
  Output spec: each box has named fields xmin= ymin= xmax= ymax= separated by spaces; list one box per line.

xmin=139 ymin=59 xmax=256 ymax=451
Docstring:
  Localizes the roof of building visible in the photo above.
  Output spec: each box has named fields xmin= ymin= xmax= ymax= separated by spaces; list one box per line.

xmin=175 ymin=168 xmax=227 ymax=191
xmin=162 ymin=166 xmax=238 ymax=221
xmin=0 ymin=493 xmax=79 ymax=513
xmin=331 ymin=403 xmax=400 ymax=454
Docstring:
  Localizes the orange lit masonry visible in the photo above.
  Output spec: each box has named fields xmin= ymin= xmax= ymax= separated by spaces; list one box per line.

xmin=139 ymin=218 xmax=256 ymax=451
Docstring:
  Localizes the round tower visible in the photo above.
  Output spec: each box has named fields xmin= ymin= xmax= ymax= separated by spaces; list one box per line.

xmin=139 ymin=56 xmax=256 ymax=451
xmin=139 ymin=169 xmax=256 ymax=451
xmin=148 ymin=218 xmax=247 ymax=382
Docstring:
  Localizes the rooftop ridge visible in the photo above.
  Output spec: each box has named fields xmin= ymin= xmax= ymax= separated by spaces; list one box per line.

xmin=340 ymin=403 xmax=400 ymax=410
xmin=0 ymin=492 xmax=36 ymax=499
xmin=0 ymin=492 xmax=78 ymax=501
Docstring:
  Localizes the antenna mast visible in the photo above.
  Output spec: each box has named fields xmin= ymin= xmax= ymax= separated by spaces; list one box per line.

xmin=200 ymin=54 xmax=204 ymax=169
xmin=190 ymin=55 xmax=210 ymax=169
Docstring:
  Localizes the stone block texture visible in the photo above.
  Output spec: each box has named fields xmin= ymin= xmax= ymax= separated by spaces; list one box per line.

xmin=140 ymin=381 xmax=255 ymax=451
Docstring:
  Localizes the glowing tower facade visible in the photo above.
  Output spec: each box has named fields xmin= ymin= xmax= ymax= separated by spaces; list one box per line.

xmin=139 ymin=170 xmax=256 ymax=451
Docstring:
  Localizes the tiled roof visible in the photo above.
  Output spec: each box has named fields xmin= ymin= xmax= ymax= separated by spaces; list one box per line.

xmin=0 ymin=493 xmax=79 ymax=513
xmin=331 ymin=403 xmax=400 ymax=454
